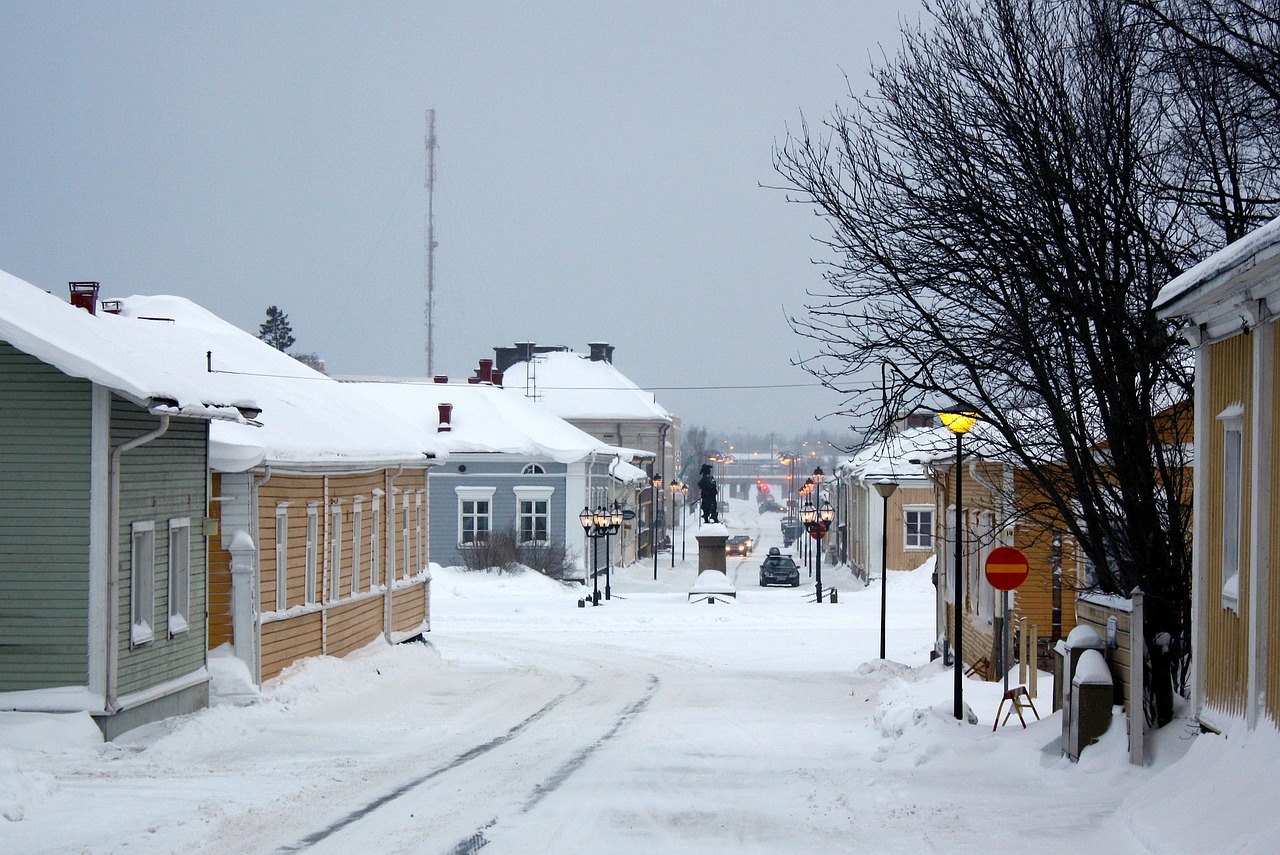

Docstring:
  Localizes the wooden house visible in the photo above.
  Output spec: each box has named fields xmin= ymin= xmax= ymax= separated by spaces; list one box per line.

xmin=1155 ymin=216 xmax=1280 ymax=731
xmin=0 ymin=277 xmax=258 ymax=738
xmin=350 ymin=373 xmax=650 ymax=578
xmin=116 ymin=296 xmax=441 ymax=686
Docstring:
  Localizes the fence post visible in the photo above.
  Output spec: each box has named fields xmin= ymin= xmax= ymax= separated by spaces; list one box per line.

xmin=1029 ymin=623 xmax=1038 ymax=698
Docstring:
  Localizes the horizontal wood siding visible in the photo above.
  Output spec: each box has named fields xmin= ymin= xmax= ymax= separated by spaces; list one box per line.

xmin=207 ymin=472 xmax=233 ymax=650
xmin=260 ymin=611 xmax=323 ymax=682
xmin=888 ymin=485 xmax=936 ymax=572
xmin=113 ymin=397 xmax=210 ymax=698
xmin=0 ymin=342 xmax=93 ymax=690
xmin=325 ymin=596 xmax=385 ymax=659
xmin=1205 ymin=334 xmax=1253 ymax=718
xmin=428 ymin=463 xmax=563 ymax=569
xmin=391 ymin=582 xmax=427 ymax=634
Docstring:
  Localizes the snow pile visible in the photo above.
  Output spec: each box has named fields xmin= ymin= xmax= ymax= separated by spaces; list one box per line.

xmin=0 ymin=712 xmax=102 ymax=822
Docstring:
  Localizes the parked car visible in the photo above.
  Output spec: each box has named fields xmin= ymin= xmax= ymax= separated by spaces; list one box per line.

xmin=781 ymin=518 xmax=802 ymax=547
xmin=726 ymin=535 xmax=753 ymax=556
xmin=759 ymin=548 xmax=801 ymax=587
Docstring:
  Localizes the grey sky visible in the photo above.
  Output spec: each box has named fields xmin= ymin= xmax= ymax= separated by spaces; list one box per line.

xmin=1 ymin=1 xmax=917 ymax=440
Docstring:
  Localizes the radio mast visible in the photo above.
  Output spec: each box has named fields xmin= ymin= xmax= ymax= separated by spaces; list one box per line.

xmin=425 ymin=108 xmax=438 ymax=377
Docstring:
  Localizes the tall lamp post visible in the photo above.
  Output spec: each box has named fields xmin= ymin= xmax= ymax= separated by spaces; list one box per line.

xmin=579 ymin=505 xmax=619 ymax=606
xmin=801 ymin=477 xmax=814 ymax=575
xmin=604 ymin=500 xmax=622 ymax=600
xmin=680 ymin=484 xmax=689 ymax=560
xmin=651 ymin=473 xmax=662 ymax=580
xmin=668 ymin=479 xmax=681 ymax=567
xmin=873 ymin=480 xmax=899 ymax=659
xmin=800 ymin=498 xmax=835 ymax=603
xmin=939 ymin=410 xmax=978 ymax=720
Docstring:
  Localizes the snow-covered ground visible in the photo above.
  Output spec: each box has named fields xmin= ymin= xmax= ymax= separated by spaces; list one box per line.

xmin=2 ymin=499 xmax=1277 ymax=854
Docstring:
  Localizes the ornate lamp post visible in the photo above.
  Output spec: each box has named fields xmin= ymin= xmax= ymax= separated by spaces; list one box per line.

xmin=605 ymin=501 xmax=622 ymax=599
xmin=801 ymin=477 xmax=814 ymax=574
xmin=651 ymin=472 xmax=662 ymax=580
xmin=873 ymin=480 xmax=899 ymax=659
xmin=680 ymin=483 xmax=689 ymax=560
xmin=801 ymin=498 xmax=835 ymax=603
xmin=668 ymin=479 xmax=681 ymax=567
xmin=581 ymin=503 xmax=623 ymax=605
xmin=939 ymin=410 xmax=978 ymax=720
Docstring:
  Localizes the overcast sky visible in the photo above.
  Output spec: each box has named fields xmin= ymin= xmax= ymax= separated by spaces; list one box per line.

xmin=1 ymin=1 xmax=919 ymax=441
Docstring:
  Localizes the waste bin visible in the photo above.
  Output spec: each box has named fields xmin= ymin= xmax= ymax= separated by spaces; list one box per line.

xmin=1067 ymin=648 xmax=1113 ymax=760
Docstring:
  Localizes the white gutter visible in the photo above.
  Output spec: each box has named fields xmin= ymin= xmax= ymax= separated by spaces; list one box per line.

xmin=105 ymin=414 xmax=171 ymax=714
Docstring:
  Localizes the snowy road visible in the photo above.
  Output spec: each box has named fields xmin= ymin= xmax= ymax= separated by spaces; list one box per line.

xmin=5 ymin=501 xmax=1255 ymax=854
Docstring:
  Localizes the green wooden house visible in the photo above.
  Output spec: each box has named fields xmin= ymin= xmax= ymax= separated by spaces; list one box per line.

xmin=0 ymin=274 xmax=259 ymax=739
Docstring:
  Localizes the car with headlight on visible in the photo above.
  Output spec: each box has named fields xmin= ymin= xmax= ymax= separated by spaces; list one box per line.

xmin=759 ymin=548 xmax=801 ymax=587
xmin=726 ymin=535 xmax=753 ymax=556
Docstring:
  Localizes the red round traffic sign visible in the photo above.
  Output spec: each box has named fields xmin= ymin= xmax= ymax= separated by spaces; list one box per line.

xmin=985 ymin=546 xmax=1029 ymax=591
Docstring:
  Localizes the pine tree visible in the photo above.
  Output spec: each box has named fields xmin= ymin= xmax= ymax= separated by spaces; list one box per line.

xmin=258 ymin=305 xmax=295 ymax=352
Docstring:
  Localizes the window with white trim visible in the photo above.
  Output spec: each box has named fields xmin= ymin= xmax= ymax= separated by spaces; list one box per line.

xmin=371 ymin=499 xmax=381 ymax=588
xmin=415 ymin=490 xmax=425 ymax=575
xmin=521 ymin=463 xmax=546 ymax=475
xmin=387 ymin=491 xmax=398 ymax=582
xmin=1220 ymin=403 xmax=1245 ymax=612
xmin=514 ymin=486 xmax=555 ymax=544
xmin=401 ymin=494 xmax=411 ymax=580
xmin=330 ymin=503 xmax=344 ymax=601
xmin=130 ymin=521 xmax=156 ymax=646
xmin=168 ymin=518 xmax=191 ymax=636
xmin=942 ymin=508 xmax=956 ymax=603
xmin=275 ymin=505 xmax=289 ymax=610
xmin=456 ymin=487 xmax=496 ymax=545
xmin=903 ymin=506 xmax=934 ymax=550
xmin=351 ymin=499 xmax=363 ymax=595
xmin=305 ymin=504 xmax=319 ymax=604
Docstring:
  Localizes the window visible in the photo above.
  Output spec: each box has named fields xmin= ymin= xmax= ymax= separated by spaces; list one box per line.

xmin=903 ymin=506 xmax=933 ymax=550
xmin=305 ymin=504 xmax=319 ymax=604
xmin=401 ymin=495 xmax=411 ymax=580
xmin=168 ymin=518 xmax=191 ymax=636
xmin=130 ymin=521 xmax=156 ymax=646
xmin=371 ymin=498 xmax=381 ymax=588
xmin=415 ymin=490 xmax=425 ymax=575
xmin=351 ymin=499 xmax=363 ymax=595
xmin=387 ymin=492 xmax=398 ymax=582
xmin=515 ymin=486 xmax=555 ymax=544
xmin=1220 ymin=403 xmax=1245 ymax=612
xmin=521 ymin=463 xmax=546 ymax=475
xmin=330 ymin=503 xmax=343 ymax=601
xmin=456 ymin=487 xmax=496 ymax=545
xmin=275 ymin=506 xmax=289 ymax=610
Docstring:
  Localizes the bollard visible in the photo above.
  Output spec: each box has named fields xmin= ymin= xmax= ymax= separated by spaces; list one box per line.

xmin=829 ymin=588 xmax=838 ymax=603
xmin=578 ymin=598 xmax=585 ymax=608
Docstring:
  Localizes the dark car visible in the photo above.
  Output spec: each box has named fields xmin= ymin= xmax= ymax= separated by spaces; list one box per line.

xmin=726 ymin=535 xmax=753 ymax=556
xmin=759 ymin=548 xmax=801 ymax=587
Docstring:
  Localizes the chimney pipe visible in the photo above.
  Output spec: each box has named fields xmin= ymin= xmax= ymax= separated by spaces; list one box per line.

xmin=491 ymin=370 xmax=504 ymax=387
xmin=588 ymin=342 xmax=614 ymax=363
xmin=433 ymin=375 xmax=449 ymax=384
xmin=477 ymin=358 xmax=493 ymax=384
xmin=69 ymin=282 xmax=100 ymax=315
xmin=437 ymin=403 xmax=453 ymax=432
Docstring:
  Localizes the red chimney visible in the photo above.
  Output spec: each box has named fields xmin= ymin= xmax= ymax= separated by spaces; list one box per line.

xmin=491 ymin=370 xmax=504 ymax=387
xmin=437 ymin=403 xmax=453 ymax=432
xmin=433 ymin=375 xmax=449 ymax=384
xmin=69 ymin=282 xmax=100 ymax=315
xmin=477 ymin=358 xmax=493 ymax=384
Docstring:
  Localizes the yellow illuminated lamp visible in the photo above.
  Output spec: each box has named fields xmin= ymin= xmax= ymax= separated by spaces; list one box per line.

xmin=939 ymin=411 xmax=979 ymax=435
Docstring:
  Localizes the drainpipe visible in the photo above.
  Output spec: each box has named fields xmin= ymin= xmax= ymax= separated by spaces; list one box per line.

xmin=105 ymin=414 xmax=171 ymax=714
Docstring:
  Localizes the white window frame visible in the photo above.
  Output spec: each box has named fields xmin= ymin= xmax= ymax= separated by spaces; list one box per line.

xmin=514 ymin=486 xmax=555 ymax=545
xmin=456 ymin=486 xmax=496 ymax=546
xmin=942 ymin=507 xmax=956 ymax=604
xmin=387 ymin=491 xmax=398 ymax=582
xmin=168 ymin=518 xmax=191 ymax=637
xmin=371 ymin=491 xmax=383 ymax=589
xmin=351 ymin=498 xmax=363 ymax=595
xmin=330 ymin=502 xmax=344 ymax=601
xmin=130 ymin=520 xmax=156 ymax=646
xmin=415 ymin=490 xmax=425 ymax=576
xmin=305 ymin=503 xmax=319 ymax=604
xmin=1219 ymin=403 xmax=1245 ymax=613
xmin=903 ymin=505 xmax=934 ymax=551
xmin=401 ymin=494 xmax=412 ymax=580
xmin=521 ymin=463 xmax=546 ymax=475
xmin=275 ymin=505 xmax=289 ymax=610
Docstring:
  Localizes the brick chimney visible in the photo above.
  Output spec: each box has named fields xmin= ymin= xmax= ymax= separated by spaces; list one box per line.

xmin=588 ymin=342 xmax=614 ymax=363
xmin=437 ymin=403 xmax=453 ymax=432
xmin=69 ymin=282 xmax=100 ymax=315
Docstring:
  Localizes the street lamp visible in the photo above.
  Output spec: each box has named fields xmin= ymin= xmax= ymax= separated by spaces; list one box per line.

xmin=605 ymin=500 xmax=623 ymax=599
xmin=801 ymin=477 xmax=814 ymax=574
xmin=668 ymin=479 xmax=681 ymax=567
xmin=680 ymin=483 xmax=689 ymax=560
xmin=651 ymin=472 xmax=662 ymax=580
xmin=873 ymin=480 xmax=899 ymax=659
xmin=801 ymin=498 xmax=835 ymax=603
xmin=939 ymin=410 xmax=978 ymax=721
xmin=579 ymin=505 xmax=607 ymax=605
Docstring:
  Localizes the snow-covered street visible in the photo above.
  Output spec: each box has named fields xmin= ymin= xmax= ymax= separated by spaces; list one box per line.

xmin=2 ymin=500 xmax=1275 ymax=854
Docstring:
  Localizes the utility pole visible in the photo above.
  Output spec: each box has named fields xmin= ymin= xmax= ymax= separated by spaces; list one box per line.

xmin=425 ymin=108 xmax=438 ymax=377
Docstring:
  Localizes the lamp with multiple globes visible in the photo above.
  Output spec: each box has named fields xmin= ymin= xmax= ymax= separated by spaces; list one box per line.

xmin=800 ymin=496 xmax=835 ymax=603
xmin=579 ymin=502 xmax=623 ymax=605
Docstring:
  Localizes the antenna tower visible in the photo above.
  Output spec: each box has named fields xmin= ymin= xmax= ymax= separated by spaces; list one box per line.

xmin=425 ymin=108 xmax=438 ymax=376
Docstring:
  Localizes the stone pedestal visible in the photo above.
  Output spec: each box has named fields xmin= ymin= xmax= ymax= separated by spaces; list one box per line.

xmin=690 ymin=524 xmax=735 ymax=603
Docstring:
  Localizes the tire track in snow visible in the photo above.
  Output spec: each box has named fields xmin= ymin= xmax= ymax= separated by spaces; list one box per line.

xmin=443 ymin=673 xmax=660 ymax=854
xmin=275 ymin=677 xmax=586 ymax=853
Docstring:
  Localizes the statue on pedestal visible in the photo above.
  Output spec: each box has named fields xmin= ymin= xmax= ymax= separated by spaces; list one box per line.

xmin=698 ymin=464 xmax=720 ymax=524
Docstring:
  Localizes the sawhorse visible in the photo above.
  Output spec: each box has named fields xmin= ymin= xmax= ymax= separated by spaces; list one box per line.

xmin=993 ymin=686 xmax=1040 ymax=731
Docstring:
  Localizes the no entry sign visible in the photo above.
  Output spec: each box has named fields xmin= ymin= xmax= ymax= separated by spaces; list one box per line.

xmin=985 ymin=546 xmax=1029 ymax=591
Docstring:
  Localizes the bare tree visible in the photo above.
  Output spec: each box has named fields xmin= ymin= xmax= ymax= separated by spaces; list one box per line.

xmin=774 ymin=0 xmax=1196 ymax=725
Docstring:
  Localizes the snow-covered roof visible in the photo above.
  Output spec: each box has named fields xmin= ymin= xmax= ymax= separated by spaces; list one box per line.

xmin=501 ymin=351 xmax=673 ymax=423
xmin=838 ymin=427 xmax=946 ymax=482
xmin=1155 ymin=214 xmax=1280 ymax=341
xmin=116 ymin=296 xmax=441 ymax=473
xmin=0 ymin=270 xmax=256 ymax=422
xmin=350 ymin=378 xmax=649 ymax=467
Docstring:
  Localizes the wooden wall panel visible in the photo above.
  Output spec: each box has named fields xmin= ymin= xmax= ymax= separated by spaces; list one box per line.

xmin=207 ymin=473 xmax=233 ymax=650
xmin=325 ymin=595 xmax=385 ymax=659
xmin=260 ymin=611 xmax=323 ymax=682
xmin=391 ymin=582 xmax=427 ymax=634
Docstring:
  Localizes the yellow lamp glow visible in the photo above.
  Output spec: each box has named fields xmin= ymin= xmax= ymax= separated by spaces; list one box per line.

xmin=939 ymin=411 xmax=979 ymax=435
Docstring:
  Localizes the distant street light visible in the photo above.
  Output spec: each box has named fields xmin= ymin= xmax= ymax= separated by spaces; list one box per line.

xmin=939 ymin=410 xmax=979 ymax=720
xmin=873 ymin=480 xmax=899 ymax=659
xmin=669 ymin=479 xmax=681 ymax=568
xmin=801 ymin=498 xmax=836 ymax=603
xmin=651 ymin=472 xmax=662 ymax=580
xmin=680 ymin=483 xmax=689 ymax=560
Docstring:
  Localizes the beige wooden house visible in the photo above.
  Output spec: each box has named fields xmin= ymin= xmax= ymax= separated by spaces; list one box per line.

xmin=1156 ymin=216 xmax=1280 ymax=731
xmin=118 ymin=297 xmax=443 ymax=685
